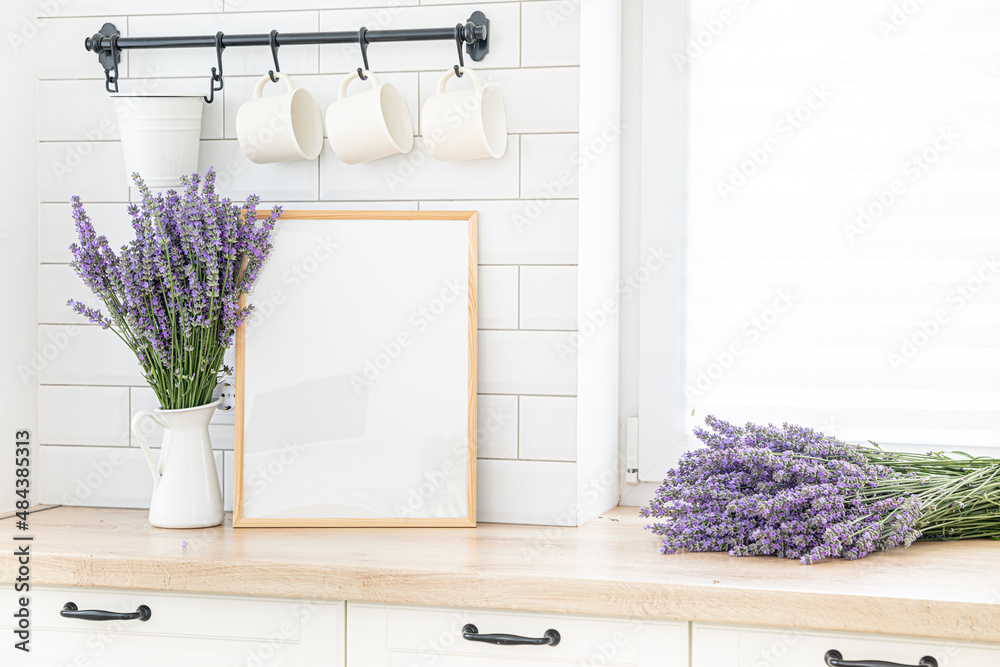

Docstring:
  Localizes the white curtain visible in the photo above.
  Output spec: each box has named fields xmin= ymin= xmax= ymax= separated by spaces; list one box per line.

xmin=684 ymin=0 xmax=1000 ymax=448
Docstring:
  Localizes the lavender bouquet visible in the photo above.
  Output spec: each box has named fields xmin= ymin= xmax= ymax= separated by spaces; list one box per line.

xmin=641 ymin=417 xmax=1000 ymax=564
xmin=68 ymin=170 xmax=281 ymax=410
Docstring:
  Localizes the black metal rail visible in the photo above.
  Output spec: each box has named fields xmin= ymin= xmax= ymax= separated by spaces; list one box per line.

xmin=84 ymin=11 xmax=490 ymax=101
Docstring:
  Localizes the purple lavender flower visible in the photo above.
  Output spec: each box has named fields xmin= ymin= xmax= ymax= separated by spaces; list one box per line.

xmin=641 ymin=417 xmax=922 ymax=564
xmin=67 ymin=170 xmax=281 ymax=409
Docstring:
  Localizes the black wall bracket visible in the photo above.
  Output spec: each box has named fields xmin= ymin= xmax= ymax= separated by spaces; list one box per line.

xmin=84 ymin=14 xmax=490 ymax=99
xmin=465 ymin=11 xmax=490 ymax=62
xmin=89 ymin=22 xmax=120 ymax=93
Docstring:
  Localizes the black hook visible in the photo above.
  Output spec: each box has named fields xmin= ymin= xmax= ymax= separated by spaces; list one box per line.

xmin=267 ymin=30 xmax=280 ymax=83
xmin=357 ymin=27 xmax=369 ymax=80
xmin=453 ymin=24 xmax=465 ymax=77
xmin=104 ymin=33 xmax=120 ymax=94
xmin=204 ymin=31 xmax=225 ymax=104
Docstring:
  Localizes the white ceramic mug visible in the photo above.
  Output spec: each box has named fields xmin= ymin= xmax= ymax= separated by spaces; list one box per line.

xmin=325 ymin=69 xmax=414 ymax=164
xmin=236 ymin=72 xmax=324 ymax=164
xmin=421 ymin=67 xmax=507 ymax=162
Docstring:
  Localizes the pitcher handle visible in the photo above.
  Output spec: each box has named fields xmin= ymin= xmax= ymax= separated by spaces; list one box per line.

xmin=131 ymin=409 xmax=168 ymax=485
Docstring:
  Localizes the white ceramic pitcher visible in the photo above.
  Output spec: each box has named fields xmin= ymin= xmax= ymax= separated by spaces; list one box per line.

xmin=131 ymin=399 xmax=224 ymax=529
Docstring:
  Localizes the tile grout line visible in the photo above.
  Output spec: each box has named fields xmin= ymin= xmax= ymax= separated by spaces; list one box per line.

xmin=517 ymin=0 xmax=522 ymax=69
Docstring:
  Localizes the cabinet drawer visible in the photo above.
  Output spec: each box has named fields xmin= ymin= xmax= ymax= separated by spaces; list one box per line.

xmin=347 ymin=602 xmax=687 ymax=666
xmin=693 ymin=623 xmax=1000 ymax=667
xmin=1 ymin=586 xmax=344 ymax=666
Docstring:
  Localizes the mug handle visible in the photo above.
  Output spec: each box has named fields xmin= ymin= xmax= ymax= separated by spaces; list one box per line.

xmin=338 ymin=69 xmax=381 ymax=100
xmin=437 ymin=67 xmax=483 ymax=95
xmin=131 ymin=409 xmax=168 ymax=485
xmin=253 ymin=71 xmax=295 ymax=99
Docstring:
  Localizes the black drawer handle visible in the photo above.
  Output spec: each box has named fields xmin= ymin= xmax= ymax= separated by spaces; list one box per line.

xmin=462 ymin=623 xmax=560 ymax=647
xmin=61 ymin=602 xmax=152 ymax=622
xmin=825 ymin=650 xmax=938 ymax=667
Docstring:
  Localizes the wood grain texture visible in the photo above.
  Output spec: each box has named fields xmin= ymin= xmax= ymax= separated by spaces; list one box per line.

xmin=2 ymin=506 xmax=999 ymax=643
xmin=234 ymin=210 xmax=478 ymax=528
xmin=467 ymin=213 xmax=478 ymax=524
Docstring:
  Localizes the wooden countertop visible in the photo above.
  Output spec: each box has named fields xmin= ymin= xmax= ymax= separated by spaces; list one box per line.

xmin=2 ymin=506 xmax=998 ymax=643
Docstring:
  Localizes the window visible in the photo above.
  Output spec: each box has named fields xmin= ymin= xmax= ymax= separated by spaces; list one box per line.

xmin=629 ymin=0 xmax=1000 ymax=485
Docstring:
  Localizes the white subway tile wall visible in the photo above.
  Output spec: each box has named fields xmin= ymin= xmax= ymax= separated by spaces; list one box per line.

xmin=39 ymin=445 xmax=224 ymax=509
xmin=519 ymin=133 xmax=580 ymax=199
xmin=36 ymin=325 xmax=143 ymax=386
xmin=520 ymin=1 xmax=580 ymax=67
xmin=477 ymin=265 xmax=520 ymax=329
xmin=38 ymin=386 xmax=130 ymax=447
xmin=476 ymin=459 xmax=577 ymax=525
xmin=35 ymin=15 xmax=129 ymax=79
xmin=37 ymin=1 xmax=224 ymax=17
xmin=223 ymin=450 xmax=234 ymax=513
xmin=319 ymin=138 xmax=520 ymax=201
xmin=39 ymin=203 xmax=132 ymax=263
xmin=427 ymin=199 xmax=579 ymax=265
xmin=518 ymin=395 xmax=576 ymax=461
xmin=37 ymin=78 xmax=226 ymax=142
xmin=318 ymin=4 xmax=521 ymax=73
xmin=35 ymin=0 xmax=580 ymax=524
xmin=416 ymin=67 xmax=580 ymax=135
xmin=475 ymin=394 xmax=518 ymax=460
xmin=518 ymin=265 xmax=577 ymax=330
xmin=38 ymin=141 xmax=129 ymax=203
xmin=38 ymin=264 xmax=99 ymax=325
xmin=197 ymin=140 xmax=321 ymax=201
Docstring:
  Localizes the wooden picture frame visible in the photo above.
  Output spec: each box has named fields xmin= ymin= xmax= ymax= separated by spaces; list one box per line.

xmin=234 ymin=210 xmax=477 ymax=527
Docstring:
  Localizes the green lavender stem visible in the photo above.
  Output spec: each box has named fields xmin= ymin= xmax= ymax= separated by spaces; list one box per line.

xmin=859 ymin=443 xmax=1000 ymax=541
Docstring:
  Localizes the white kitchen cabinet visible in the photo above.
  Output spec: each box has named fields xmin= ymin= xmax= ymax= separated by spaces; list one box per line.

xmin=346 ymin=602 xmax=688 ymax=667
xmin=693 ymin=623 xmax=1000 ymax=667
xmin=0 ymin=586 xmax=345 ymax=666
xmin=7 ymin=588 xmax=1000 ymax=666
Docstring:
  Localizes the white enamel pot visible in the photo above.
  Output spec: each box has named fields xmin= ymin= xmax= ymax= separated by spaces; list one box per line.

xmin=112 ymin=94 xmax=204 ymax=187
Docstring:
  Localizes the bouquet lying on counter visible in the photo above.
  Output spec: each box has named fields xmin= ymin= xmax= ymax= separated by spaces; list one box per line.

xmin=641 ymin=417 xmax=1000 ymax=564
